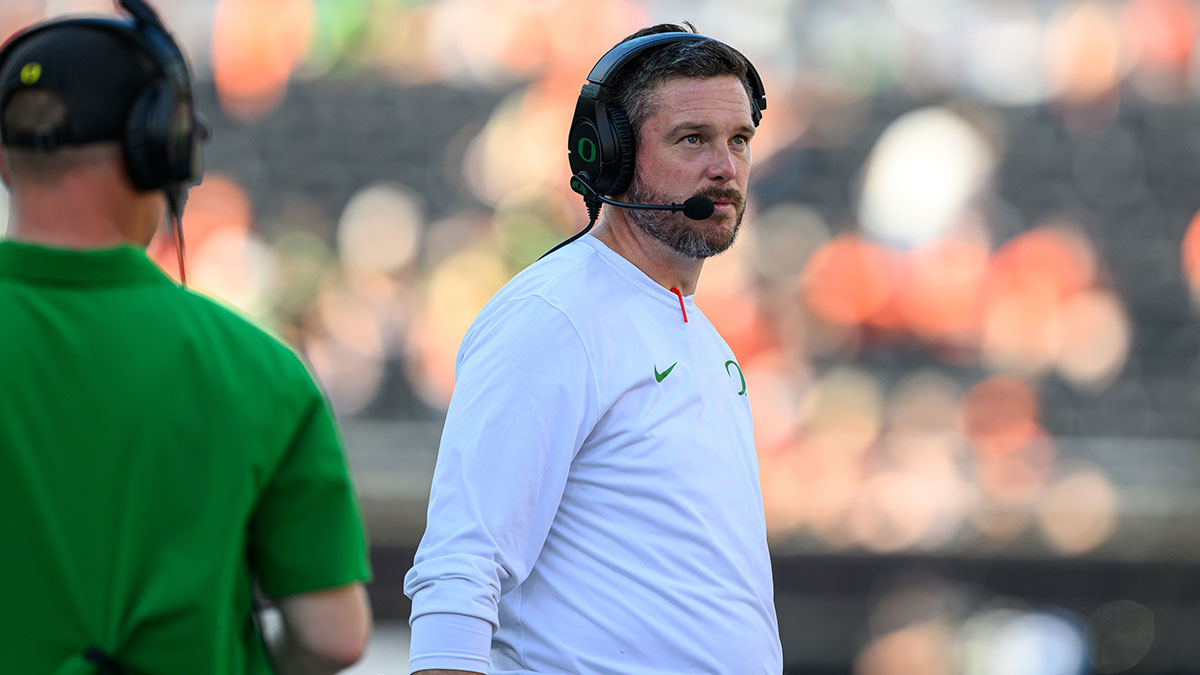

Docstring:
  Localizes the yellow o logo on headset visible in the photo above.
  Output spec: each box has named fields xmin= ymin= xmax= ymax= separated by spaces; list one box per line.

xmin=19 ymin=62 xmax=42 ymax=85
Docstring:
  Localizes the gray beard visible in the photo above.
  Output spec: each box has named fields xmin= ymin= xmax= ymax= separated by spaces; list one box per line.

xmin=624 ymin=177 xmax=745 ymax=259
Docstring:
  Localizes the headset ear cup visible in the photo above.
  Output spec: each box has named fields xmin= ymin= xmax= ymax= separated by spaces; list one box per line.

xmin=568 ymin=116 xmax=604 ymax=191
xmin=123 ymin=88 xmax=159 ymax=191
xmin=125 ymin=80 xmax=188 ymax=191
xmin=169 ymin=99 xmax=198 ymax=183
xmin=607 ymin=107 xmax=636 ymax=196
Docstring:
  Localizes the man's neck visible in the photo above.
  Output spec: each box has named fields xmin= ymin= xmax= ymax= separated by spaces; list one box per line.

xmin=6 ymin=178 xmax=151 ymax=249
xmin=9 ymin=217 xmax=133 ymax=249
xmin=591 ymin=209 xmax=704 ymax=296
xmin=8 ymin=210 xmax=134 ymax=249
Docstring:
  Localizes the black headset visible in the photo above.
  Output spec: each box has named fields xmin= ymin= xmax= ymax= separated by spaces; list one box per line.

xmin=0 ymin=0 xmax=204 ymax=193
xmin=566 ymin=32 xmax=767 ymax=199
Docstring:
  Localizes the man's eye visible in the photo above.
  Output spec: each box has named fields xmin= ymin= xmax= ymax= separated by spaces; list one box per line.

xmin=683 ymin=134 xmax=701 ymax=144
xmin=732 ymin=135 xmax=749 ymax=146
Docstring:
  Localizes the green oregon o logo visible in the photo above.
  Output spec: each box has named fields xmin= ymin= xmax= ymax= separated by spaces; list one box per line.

xmin=725 ymin=360 xmax=747 ymax=396
xmin=19 ymin=62 xmax=41 ymax=85
xmin=577 ymin=137 xmax=597 ymax=164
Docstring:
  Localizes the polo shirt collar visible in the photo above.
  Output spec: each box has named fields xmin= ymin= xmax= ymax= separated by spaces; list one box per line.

xmin=0 ymin=240 xmax=173 ymax=286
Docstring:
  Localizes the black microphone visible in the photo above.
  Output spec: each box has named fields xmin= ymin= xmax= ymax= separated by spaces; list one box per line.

xmin=571 ymin=175 xmax=715 ymax=221
xmin=681 ymin=195 xmax=716 ymax=220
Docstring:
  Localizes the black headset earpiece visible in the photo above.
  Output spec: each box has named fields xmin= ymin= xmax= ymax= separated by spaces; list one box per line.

xmin=567 ymin=31 xmax=767 ymax=199
xmin=0 ymin=0 xmax=202 ymax=192
xmin=123 ymin=67 xmax=191 ymax=191
xmin=566 ymin=97 xmax=636 ymax=198
xmin=118 ymin=0 xmax=202 ymax=192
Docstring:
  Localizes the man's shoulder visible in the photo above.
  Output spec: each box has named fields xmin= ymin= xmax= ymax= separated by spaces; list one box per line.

xmin=488 ymin=240 xmax=617 ymax=317
xmin=175 ymin=289 xmax=314 ymax=382
xmin=176 ymin=288 xmax=280 ymax=338
xmin=456 ymin=250 xmax=607 ymax=360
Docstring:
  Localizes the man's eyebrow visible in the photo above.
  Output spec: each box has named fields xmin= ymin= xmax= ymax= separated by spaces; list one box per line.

xmin=664 ymin=123 xmax=757 ymax=138
xmin=666 ymin=123 xmax=713 ymax=137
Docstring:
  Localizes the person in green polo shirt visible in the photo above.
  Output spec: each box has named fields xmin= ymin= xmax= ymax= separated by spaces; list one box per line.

xmin=0 ymin=2 xmax=372 ymax=674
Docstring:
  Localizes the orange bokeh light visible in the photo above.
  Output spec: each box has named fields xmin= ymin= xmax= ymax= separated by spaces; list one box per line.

xmin=1037 ymin=466 xmax=1120 ymax=555
xmin=699 ymin=253 xmax=777 ymax=364
xmin=975 ymin=433 xmax=1055 ymax=505
xmin=1045 ymin=0 xmax=1124 ymax=103
xmin=856 ymin=620 xmax=956 ymax=675
xmin=896 ymin=238 xmax=989 ymax=344
xmin=212 ymin=0 xmax=315 ymax=119
xmin=1182 ymin=208 xmax=1200 ymax=303
xmin=801 ymin=235 xmax=898 ymax=327
xmin=182 ymin=174 xmax=254 ymax=239
xmin=760 ymin=449 xmax=809 ymax=536
xmin=149 ymin=174 xmax=253 ymax=281
xmin=989 ymin=227 xmax=1095 ymax=301
xmin=982 ymin=227 xmax=1097 ymax=372
xmin=1055 ymin=290 xmax=1130 ymax=389
xmin=1122 ymin=0 xmax=1196 ymax=71
xmin=960 ymin=376 xmax=1041 ymax=456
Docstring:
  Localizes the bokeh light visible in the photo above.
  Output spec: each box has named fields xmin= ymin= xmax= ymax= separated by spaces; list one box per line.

xmin=187 ymin=225 xmax=276 ymax=318
xmin=750 ymin=203 xmax=831 ymax=284
xmin=859 ymin=107 xmax=995 ymax=247
xmin=212 ymin=0 xmax=315 ymax=119
xmin=982 ymin=225 xmax=1099 ymax=376
xmin=803 ymin=366 xmax=885 ymax=459
xmin=1044 ymin=0 xmax=1125 ymax=104
xmin=963 ymin=1 xmax=1046 ymax=105
xmin=337 ymin=183 xmax=424 ymax=275
xmin=1036 ymin=463 xmax=1120 ymax=555
xmin=1087 ymin=599 xmax=1156 ymax=673
xmin=407 ymin=242 xmax=510 ymax=408
xmin=1054 ymin=290 xmax=1130 ymax=390
xmin=961 ymin=608 xmax=1089 ymax=675
xmin=961 ymin=376 xmax=1042 ymax=457
xmin=1122 ymin=0 xmax=1196 ymax=73
xmin=895 ymin=237 xmax=989 ymax=347
xmin=801 ymin=235 xmax=898 ymax=327
xmin=1182 ymin=207 xmax=1200 ymax=308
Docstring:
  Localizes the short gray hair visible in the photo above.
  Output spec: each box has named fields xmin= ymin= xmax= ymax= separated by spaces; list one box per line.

xmin=609 ymin=23 xmax=755 ymax=140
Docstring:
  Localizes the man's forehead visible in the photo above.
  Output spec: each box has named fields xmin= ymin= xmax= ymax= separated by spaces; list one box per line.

xmin=644 ymin=75 xmax=755 ymax=127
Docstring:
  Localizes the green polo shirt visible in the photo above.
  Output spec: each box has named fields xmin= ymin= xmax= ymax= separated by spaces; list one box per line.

xmin=0 ymin=241 xmax=371 ymax=674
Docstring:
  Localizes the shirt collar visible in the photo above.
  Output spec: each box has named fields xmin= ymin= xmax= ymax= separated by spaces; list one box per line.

xmin=0 ymin=240 xmax=174 ymax=287
xmin=580 ymin=234 xmax=697 ymax=308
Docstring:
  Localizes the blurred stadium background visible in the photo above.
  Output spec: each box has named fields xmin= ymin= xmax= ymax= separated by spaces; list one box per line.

xmin=5 ymin=0 xmax=1200 ymax=672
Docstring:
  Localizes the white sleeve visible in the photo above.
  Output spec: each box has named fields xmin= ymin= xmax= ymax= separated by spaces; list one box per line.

xmin=403 ymin=296 xmax=599 ymax=670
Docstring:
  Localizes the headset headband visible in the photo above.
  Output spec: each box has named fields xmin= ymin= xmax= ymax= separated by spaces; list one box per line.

xmin=583 ymin=32 xmax=767 ymax=121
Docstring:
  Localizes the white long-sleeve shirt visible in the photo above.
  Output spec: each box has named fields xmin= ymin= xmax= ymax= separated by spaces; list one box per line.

xmin=404 ymin=234 xmax=782 ymax=674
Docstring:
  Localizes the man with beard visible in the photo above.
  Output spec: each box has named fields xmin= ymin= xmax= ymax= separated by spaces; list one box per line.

xmin=404 ymin=23 xmax=782 ymax=675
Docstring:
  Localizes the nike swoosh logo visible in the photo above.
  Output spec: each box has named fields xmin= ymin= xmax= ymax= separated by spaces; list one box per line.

xmin=654 ymin=362 xmax=677 ymax=383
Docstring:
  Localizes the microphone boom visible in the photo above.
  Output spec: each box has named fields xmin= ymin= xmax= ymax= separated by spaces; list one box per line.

xmin=571 ymin=174 xmax=715 ymax=221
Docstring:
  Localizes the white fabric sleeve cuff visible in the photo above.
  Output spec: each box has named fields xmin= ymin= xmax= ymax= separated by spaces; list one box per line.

xmin=408 ymin=611 xmax=493 ymax=674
